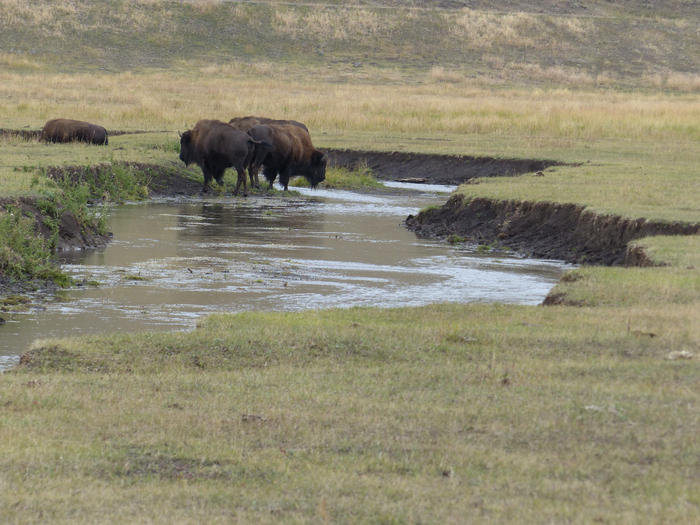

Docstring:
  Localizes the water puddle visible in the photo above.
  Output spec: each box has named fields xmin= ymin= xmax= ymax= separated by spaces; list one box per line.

xmin=0 ymin=184 xmax=571 ymax=369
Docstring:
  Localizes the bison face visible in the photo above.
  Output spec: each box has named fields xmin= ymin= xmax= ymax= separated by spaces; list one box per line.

xmin=179 ymin=131 xmax=196 ymax=166
xmin=306 ymin=150 xmax=327 ymax=188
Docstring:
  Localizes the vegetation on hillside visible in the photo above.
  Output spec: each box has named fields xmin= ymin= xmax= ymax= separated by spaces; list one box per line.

xmin=1 ymin=0 xmax=700 ymax=91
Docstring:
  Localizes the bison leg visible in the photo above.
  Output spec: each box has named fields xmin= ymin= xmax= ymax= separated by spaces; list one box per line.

xmin=247 ymin=141 xmax=272 ymax=189
xmin=232 ymin=168 xmax=248 ymax=197
xmin=262 ymin=166 xmax=277 ymax=190
xmin=248 ymin=167 xmax=261 ymax=190
xmin=201 ymin=166 xmax=215 ymax=193
xmin=279 ymin=167 xmax=293 ymax=191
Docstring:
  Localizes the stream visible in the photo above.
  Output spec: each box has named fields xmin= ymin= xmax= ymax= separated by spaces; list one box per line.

xmin=0 ymin=184 xmax=571 ymax=370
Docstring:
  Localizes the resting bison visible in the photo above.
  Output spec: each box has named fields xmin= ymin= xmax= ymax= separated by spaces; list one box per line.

xmin=246 ymin=123 xmax=326 ymax=191
xmin=179 ymin=119 xmax=273 ymax=195
xmin=40 ymin=119 xmax=108 ymax=145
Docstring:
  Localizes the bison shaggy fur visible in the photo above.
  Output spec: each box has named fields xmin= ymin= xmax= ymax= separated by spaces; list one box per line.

xmin=246 ymin=123 xmax=326 ymax=191
xmin=40 ymin=119 xmax=109 ymax=145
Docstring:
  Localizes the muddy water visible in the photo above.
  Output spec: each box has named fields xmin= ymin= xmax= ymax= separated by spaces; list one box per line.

xmin=0 ymin=185 xmax=570 ymax=370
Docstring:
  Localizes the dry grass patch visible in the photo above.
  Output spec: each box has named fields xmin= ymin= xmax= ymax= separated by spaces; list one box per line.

xmin=5 ymin=70 xmax=700 ymax=143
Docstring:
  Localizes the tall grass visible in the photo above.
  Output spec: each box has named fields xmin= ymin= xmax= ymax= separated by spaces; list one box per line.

xmin=0 ymin=208 xmax=65 ymax=283
xmin=3 ymin=70 xmax=700 ymax=144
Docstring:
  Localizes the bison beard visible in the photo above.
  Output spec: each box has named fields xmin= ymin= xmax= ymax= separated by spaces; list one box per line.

xmin=40 ymin=118 xmax=108 ymax=145
xmin=179 ymin=119 xmax=272 ymax=195
xmin=246 ymin=123 xmax=326 ymax=191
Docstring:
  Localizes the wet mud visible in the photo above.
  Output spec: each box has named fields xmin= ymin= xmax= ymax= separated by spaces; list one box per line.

xmin=405 ymin=194 xmax=700 ymax=267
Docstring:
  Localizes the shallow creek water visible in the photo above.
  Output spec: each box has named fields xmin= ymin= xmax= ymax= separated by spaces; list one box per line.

xmin=0 ymin=184 xmax=571 ymax=370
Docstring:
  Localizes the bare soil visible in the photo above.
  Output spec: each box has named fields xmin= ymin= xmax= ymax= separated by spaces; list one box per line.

xmin=327 ymin=149 xmax=563 ymax=185
xmin=405 ymin=194 xmax=700 ymax=267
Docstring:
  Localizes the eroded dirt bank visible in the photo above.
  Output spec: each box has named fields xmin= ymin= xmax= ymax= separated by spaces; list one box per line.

xmin=405 ymin=194 xmax=700 ymax=266
xmin=327 ymin=149 xmax=562 ymax=185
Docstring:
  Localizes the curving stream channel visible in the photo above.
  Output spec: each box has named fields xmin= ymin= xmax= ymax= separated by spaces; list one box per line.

xmin=0 ymin=184 xmax=571 ymax=370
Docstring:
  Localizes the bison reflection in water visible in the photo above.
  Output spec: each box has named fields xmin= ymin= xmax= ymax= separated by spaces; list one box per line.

xmin=246 ymin=123 xmax=326 ymax=191
xmin=40 ymin=118 xmax=108 ymax=145
xmin=179 ymin=119 xmax=273 ymax=195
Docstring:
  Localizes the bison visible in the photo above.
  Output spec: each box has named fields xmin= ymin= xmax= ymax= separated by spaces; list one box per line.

xmin=246 ymin=123 xmax=326 ymax=191
xmin=228 ymin=116 xmax=310 ymax=189
xmin=179 ymin=119 xmax=273 ymax=195
xmin=40 ymin=118 xmax=108 ymax=145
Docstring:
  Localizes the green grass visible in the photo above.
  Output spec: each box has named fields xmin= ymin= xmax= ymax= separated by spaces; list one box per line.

xmin=0 ymin=205 xmax=70 ymax=285
xmin=4 ymin=303 xmax=700 ymax=523
xmin=293 ymin=164 xmax=384 ymax=190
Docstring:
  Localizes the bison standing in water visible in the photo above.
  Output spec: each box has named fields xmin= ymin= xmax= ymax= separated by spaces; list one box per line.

xmin=40 ymin=119 xmax=108 ymax=145
xmin=179 ymin=119 xmax=273 ymax=195
xmin=228 ymin=116 xmax=310 ymax=189
xmin=246 ymin=123 xmax=326 ymax=191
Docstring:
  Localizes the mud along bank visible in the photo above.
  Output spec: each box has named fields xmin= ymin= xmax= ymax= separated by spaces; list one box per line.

xmin=0 ymin=161 xmax=168 ymax=300
xmin=405 ymin=194 xmax=700 ymax=267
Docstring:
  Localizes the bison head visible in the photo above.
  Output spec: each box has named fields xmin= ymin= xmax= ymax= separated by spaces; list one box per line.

xmin=179 ymin=131 xmax=197 ymax=166
xmin=305 ymin=150 xmax=327 ymax=188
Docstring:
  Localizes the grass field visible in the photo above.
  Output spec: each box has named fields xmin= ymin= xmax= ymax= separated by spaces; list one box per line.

xmin=1 ymin=1 xmax=700 ymax=523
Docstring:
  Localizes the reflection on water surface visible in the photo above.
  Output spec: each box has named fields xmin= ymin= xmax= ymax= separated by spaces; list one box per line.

xmin=0 ymin=185 xmax=571 ymax=369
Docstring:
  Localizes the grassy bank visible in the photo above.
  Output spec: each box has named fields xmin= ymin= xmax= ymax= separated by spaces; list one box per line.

xmin=1 ymin=0 xmax=700 ymax=522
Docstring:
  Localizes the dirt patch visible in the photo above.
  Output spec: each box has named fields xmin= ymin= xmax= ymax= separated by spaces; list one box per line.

xmin=405 ymin=194 xmax=700 ymax=266
xmin=326 ymin=149 xmax=563 ymax=186
xmin=128 ymin=162 xmax=204 ymax=197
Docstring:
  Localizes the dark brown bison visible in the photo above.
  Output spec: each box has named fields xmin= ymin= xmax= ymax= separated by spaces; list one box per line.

xmin=246 ymin=123 xmax=326 ymax=191
xmin=229 ymin=116 xmax=310 ymax=189
xmin=40 ymin=118 xmax=108 ymax=145
xmin=179 ymin=119 xmax=273 ymax=195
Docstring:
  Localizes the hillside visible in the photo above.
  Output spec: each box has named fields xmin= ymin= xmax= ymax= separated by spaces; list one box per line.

xmin=1 ymin=0 xmax=699 ymax=91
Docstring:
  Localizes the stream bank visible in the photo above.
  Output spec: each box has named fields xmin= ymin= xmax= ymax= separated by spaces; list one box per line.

xmin=405 ymin=194 xmax=700 ymax=266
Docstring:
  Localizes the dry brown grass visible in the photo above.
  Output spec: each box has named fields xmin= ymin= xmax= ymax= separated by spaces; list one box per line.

xmin=274 ymin=6 xmax=388 ymax=40
xmin=4 ymin=69 xmax=700 ymax=148
xmin=449 ymin=9 xmax=594 ymax=51
xmin=646 ymin=71 xmax=700 ymax=92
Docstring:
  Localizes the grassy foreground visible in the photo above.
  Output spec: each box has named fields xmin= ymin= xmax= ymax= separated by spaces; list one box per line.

xmin=5 ymin=301 xmax=700 ymax=523
xmin=1 ymin=0 xmax=700 ymax=522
